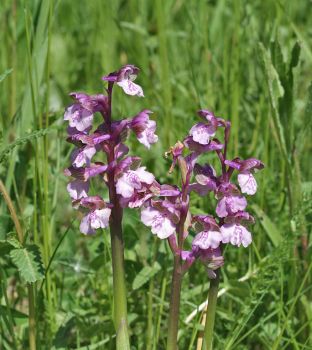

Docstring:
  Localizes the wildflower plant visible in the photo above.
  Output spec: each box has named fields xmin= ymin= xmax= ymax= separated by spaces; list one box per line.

xmin=63 ymin=65 xmax=158 ymax=347
xmin=138 ymin=109 xmax=264 ymax=349
xmin=64 ymin=65 xmax=263 ymax=349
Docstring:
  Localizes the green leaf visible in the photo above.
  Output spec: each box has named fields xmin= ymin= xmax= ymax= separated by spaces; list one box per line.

xmin=0 ymin=233 xmax=22 ymax=255
xmin=0 ymin=68 xmax=13 ymax=83
xmin=0 ymin=305 xmax=28 ymax=326
xmin=259 ymin=42 xmax=288 ymax=162
xmin=6 ymin=232 xmax=22 ymax=249
xmin=132 ymin=262 xmax=161 ymax=290
xmin=251 ymin=204 xmax=282 ymax=247
xmin=290 ymin=42 xmax=301 ymax=69
xmin=10 ymin=244 xmax=45 ymax=283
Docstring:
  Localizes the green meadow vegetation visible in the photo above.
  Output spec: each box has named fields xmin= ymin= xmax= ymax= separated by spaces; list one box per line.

xmin=0 ymin=0 xmax=311 ymax=349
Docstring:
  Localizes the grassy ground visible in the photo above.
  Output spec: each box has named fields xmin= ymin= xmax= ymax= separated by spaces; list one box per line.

xmin=0 ymin=0 xmax=311 ymax=349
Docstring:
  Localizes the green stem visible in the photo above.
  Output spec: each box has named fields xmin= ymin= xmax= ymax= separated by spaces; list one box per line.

xmin=27 ymin=283 xmax=36 ymax=350
xmin=106 ymin=82 xmax=129 ymax=348
xmin=166 ymin=255 xmax=183 ymax=350
xmin=202 ymin=271 xmax=220 ymax=350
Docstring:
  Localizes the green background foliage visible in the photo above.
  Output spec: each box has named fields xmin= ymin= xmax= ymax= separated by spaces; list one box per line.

xmin=0 ymin=0 xmax=311 ymax=349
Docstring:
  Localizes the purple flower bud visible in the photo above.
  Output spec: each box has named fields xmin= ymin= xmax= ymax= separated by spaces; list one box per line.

xmin=184 ymin=136 xmax=224 ymax=153
xmin=130 ymin=110 xmax=158 ymax=148
xmin=75 ymin=196 xmax=106 ymax=210
xmin=224 ymin=211 xmax=255 ymax=225
xmin=191 ymin=163 xmax=217 ymax=192
xmin=165 ymin=141 xmax=185 ymax=173
xmin=64 ymin=163 xmax=107 ymax=181
xmin=198 ymin=247 xmax=224 ymax=278
xmin=80 ymin=208 xmax=111 ymax=235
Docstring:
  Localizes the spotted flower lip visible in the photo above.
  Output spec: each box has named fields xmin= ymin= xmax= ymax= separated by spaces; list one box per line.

xmin=141 ymin=206 xmax=176 ymax=239
xmin=216 ymin=194 xmax=247 ymax=218
xmin=102 ymin=64 xmax=144 ymax=97
xmin=225 ymin=158 xmax=264 ymax=195
xmin=64 ymin=104 xmax=94 ymax=132
xmin=189 ymin=122 xmax=216 ymax=145
xmin=80 ymin=208 xmax=111 ymax=235
xmin=192 ymin=230 xmax=222 ymax=250
xmin=116 ymin=166 xmax=155 ymax=198
xmin=220 ymin=223 xmax=252 ymax=247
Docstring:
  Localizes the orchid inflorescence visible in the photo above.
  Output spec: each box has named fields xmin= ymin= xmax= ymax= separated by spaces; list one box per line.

xmin=140 ymin=109 xmax=264 ymax=278
xmin=63 ymin=65 xmax=159 ymax=235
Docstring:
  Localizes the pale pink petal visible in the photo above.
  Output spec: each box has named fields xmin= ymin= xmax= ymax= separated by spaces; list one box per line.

xmin=141 ymin=207 xmax=158 ymax=226
xmin=64 ymin=104 xmax=93 ymax=132
xmin=71 ymin=146 xmax=96 ymax=167
xmin=67 ymin=180 xmax=89 ymax=200
xmin=238 ymin=172 xmax=257 ymax=195
xmin=156 ymin=217 xmax=175 ymax=239
xmin=80 ymin=214 xmax=95 ymax=235
xmin=137 ymin=120 xmax=158 ymax=148
xmin=193 ymin=231 xmax=222 ymax=249
xmin=216 ymin=197 xmax=227 ymax=217
xmin=91 ymin=208 xmax=111 ymax=229
xmin=189 ymin=123 xmax=216 ymax=145
xmin=220 ymin=224 xmax=252 ymax=247
xmin=117 ymin=80 xmax=144 ymax=97
xmin=116 ymin=173 xmax=136 ymax=198
xmin=135 ymin=167 xmax=155 ymax=185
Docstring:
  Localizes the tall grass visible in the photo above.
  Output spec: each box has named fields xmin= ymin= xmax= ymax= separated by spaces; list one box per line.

xmin=0 ymin=0 xmax=311 ymax=349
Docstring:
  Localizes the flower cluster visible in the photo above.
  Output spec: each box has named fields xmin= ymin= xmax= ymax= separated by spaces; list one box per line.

xmin=139 ymin=109 xmax=264 ymax=277
xmin=64 ymin=65 xmax=158 ymax=234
